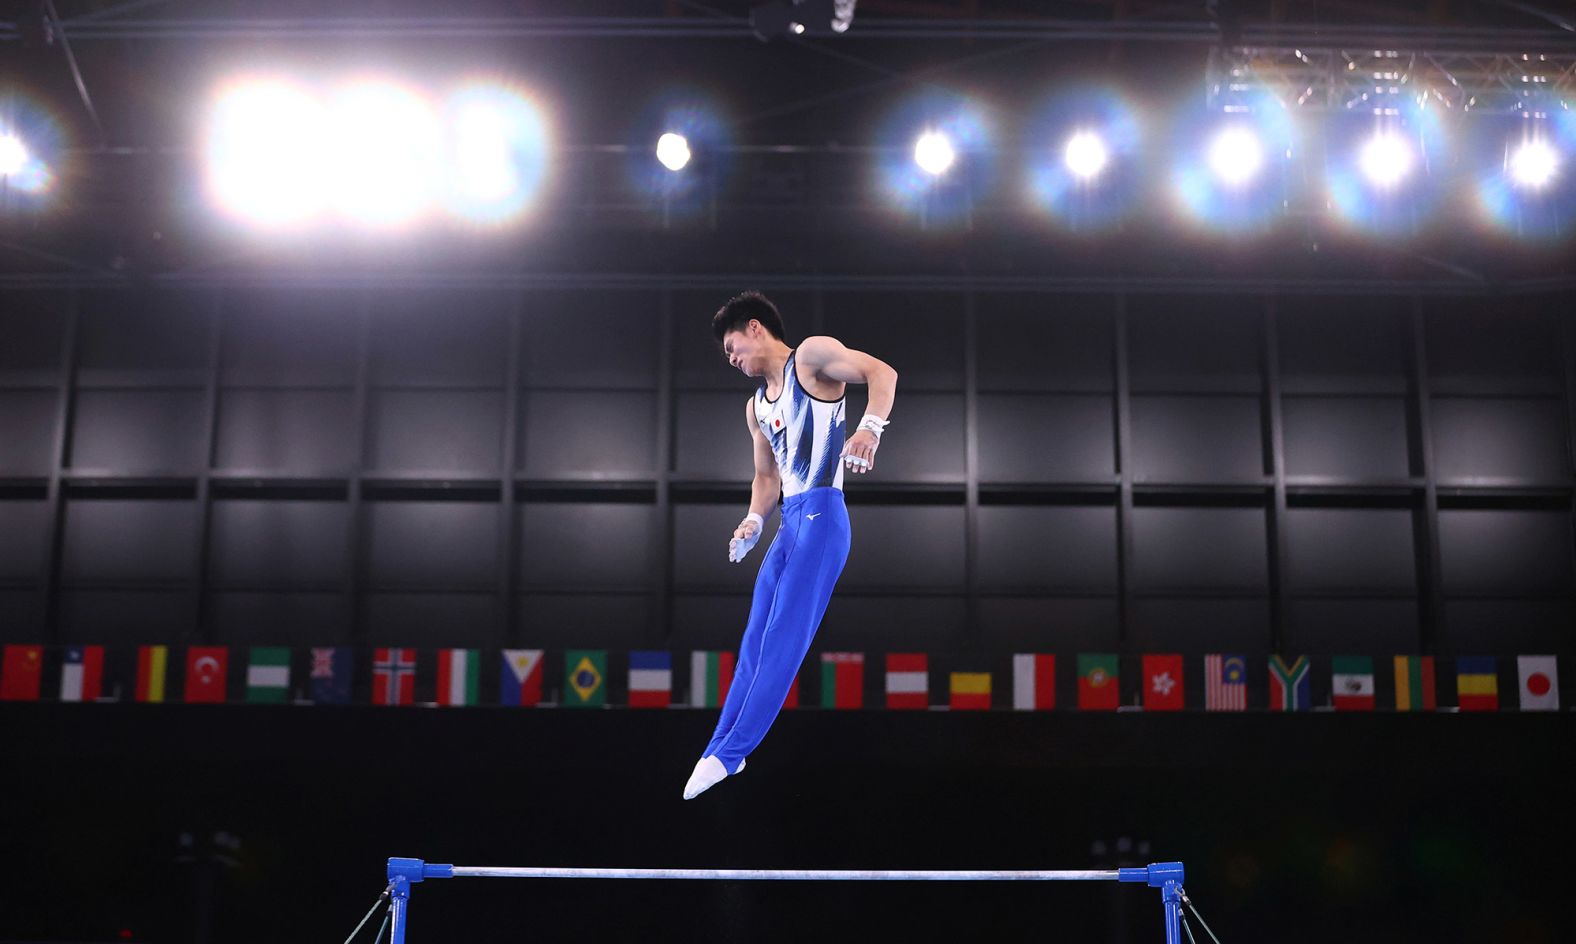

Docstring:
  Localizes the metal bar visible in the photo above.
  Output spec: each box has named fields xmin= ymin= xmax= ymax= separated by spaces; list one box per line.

xmin=1407 ymin=298 xmax=1445 ymax=655
xmin=497 ymin=292 xmax=524 ymax=646
xmin=962 ymin=291 xmax=979 ymax=652
xmin=1114 ymin=293 xmax=1135 ymax=652
xmin=1262 ymin=296 xmax=1290 ymax=654
xmin=192 ymin=286 xmax=223 ymax=640
xmin=41 ymin=290 xmax=81 ymax=641
xmin=450 ymin=866 xmax=1124 ymax=880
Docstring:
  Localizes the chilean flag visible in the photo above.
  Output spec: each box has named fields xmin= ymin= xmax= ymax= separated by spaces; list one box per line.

xmin=60 ymin=646 xmax=105 ymax=702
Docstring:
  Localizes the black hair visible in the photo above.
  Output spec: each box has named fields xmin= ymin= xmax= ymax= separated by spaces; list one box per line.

xmin=712 ymin=290 xmax=786 ymax=348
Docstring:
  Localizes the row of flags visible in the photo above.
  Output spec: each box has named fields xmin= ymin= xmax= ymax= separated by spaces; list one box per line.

xmin=1 ymin=644 xmax=1563 ymax=711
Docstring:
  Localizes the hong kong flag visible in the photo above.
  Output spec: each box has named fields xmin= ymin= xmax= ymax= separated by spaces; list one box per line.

xmin=1142 ymin=654 xmax=1185 ymax=711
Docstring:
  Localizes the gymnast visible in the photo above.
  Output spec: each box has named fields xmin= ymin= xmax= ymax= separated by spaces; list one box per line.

xmin=684 ymin=290 xmax=899 ymax=799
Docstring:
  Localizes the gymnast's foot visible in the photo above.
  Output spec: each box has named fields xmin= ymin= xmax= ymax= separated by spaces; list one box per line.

xmin=682 ymin=755 xmax=744 ymax=799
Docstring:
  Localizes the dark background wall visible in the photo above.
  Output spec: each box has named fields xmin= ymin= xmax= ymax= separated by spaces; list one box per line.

xmin=2 ymin=286 xmax=1572 ymax=670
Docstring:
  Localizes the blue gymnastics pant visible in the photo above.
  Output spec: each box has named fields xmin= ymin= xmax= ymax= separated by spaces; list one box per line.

xmin=703 ymin=486 xmax=851 ymax=773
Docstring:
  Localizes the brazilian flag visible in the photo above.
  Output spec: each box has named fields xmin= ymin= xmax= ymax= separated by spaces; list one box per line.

xmin=565 ymin=650 xmax=606 ymax=708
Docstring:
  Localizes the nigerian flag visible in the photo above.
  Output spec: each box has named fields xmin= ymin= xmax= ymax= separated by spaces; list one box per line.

xmin=246 ymin=647 xmax=291 ymax=704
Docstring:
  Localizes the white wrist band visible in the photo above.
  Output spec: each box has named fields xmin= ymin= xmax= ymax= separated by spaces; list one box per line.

xmin=744 ymin=512 xmax=764 ymax=529
xmin=857 ymin=414 xmax=889 ymax=438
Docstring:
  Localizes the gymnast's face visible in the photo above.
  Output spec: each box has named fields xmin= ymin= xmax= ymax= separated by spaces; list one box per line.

xmin=721 ymin=322 xmax=764 ymax=377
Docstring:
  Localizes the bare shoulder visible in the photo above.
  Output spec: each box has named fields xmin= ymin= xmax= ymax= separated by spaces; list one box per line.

xmin=795 ymin=335 xmax=844 ymax=365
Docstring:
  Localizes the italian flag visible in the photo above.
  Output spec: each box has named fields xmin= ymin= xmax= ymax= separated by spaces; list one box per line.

xmin=1331 ymin=656 xmax=1375 ymax=711
xmin=437 ymin=649 xmax=480 ymax=707
xmin=820 ymin=652 xmax=864 ymax=709
xmin=884 ymin=653 xmax=928 ymax=709
xmin=245 ymin=647 xmax=291 ymax=704
xmin=949 ymin=672 xmax=991 ymax=710
xmin=690 ymin=651 xmax=735 ymax=708
xmin=1392 ymin=655 xmax=1436 ymax=711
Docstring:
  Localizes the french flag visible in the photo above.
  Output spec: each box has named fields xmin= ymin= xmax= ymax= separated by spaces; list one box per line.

xmin=628 ymin=651 xmax=672 ymax=708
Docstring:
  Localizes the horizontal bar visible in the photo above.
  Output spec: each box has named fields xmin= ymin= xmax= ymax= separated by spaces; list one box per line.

xmin=448 ymin=866 xmax=1121 ymax=881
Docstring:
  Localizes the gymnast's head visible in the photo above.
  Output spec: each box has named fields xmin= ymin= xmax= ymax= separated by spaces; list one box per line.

xmin=713 ymin=290 xmax=788 ymax=379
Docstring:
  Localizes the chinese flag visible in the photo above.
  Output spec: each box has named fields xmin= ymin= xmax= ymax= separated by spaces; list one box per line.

xmin=1 ymin=645 xmax=44 ymax=701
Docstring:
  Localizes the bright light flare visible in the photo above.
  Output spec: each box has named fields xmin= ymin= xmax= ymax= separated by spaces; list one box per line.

xmin=1063 ymin=130 xmax=1109 ymax=181
xmin=0 ymin=134 xmax=26 ymax=177
xmin=913 ymin=130 xmax=956 ymax=177
xmin=1206 ymin=126 xmax=1265 ymax=187
xmin=1508 ymin=139 xmax=1558 ymax=189
xmin=323 ymin=81 xmax=442 ymax=227
xmin=204 ymin=81 xmax=330 ymax=226
xmin=1358 ymin=132 xmax=1414 ymax=189
xmin=656 ymin=132 xmax=691 ymax=171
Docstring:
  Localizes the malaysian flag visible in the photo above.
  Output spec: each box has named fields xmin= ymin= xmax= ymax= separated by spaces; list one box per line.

xmin=373 ymin=648 xmax=416 ymax=706
xmin=1204 ymin=654 xmax=1247 ymax=711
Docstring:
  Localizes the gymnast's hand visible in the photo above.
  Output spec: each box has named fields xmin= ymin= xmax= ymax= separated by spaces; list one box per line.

xmin=841 ymin=429 xmax=879 ymax=474
xmin=729 ymin=513 xmax=764 ymax=563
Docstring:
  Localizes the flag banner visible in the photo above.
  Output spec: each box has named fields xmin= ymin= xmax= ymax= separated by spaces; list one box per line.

xmin=309 ymin=648 xmax=353 ymax=705
xmin=1516 ymin=655 xmax=1558 ymax=711
xmin=949 ymin=672 xmax=991 ymax=710
xmin=1012 ymin=654 xmax=1055 ymax=711
xmin=1392 ymin=656 xmax=1436 ymax=712
xmin=690 ymin=651 xmax=736 ymax=708
xmin=629 ymin=651 xmax=673 ymax=708
xmin=1204 ymin=654 xmax=1247 ymax=712
xmin=245 ymin=647 xmax=291 ymax=704
xmin=782 ymin=672 xmax=800 ymax=710
xmin=1456 ymin=657 xmax=1498 ymax=712
xmin=1 ymin=645 xmax=44 ymax=702
xmin=820 ymin=652 xmax=864 ymax=709
xmin=1142 ymin=654 xmax=1184 ymax=711
xmin=565 ymin=650 xmax=607 ymax=707
xmin=435 ymin=649 xmax=480 ymax=707
xmin=1077 ymin=653 xmax=1119 ymax=711
xmin=373 ymin=648 xmax=416 ymax=706
xmin=1268 ymin=655 xmax=1310 ymax=711
xmin=60 ymin=646 xmax=105 ymax=702
xmin=885 ymin=653 xmax=929 ymax=710
xmin=185 ymin=647 xmax=229 ymax=704
xmin=1331 ymin=656 xmax=1375 ymax=711
xmin=500 ymin=649 xmax=544 ymax=707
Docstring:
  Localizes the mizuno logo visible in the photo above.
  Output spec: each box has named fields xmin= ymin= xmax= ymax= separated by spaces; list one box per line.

xmin=806 ymin=513 xmax=821 ymax=519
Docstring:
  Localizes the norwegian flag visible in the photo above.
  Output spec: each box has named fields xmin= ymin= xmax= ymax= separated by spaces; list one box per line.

xmin=372 ymin=648 xmax=416 ymax=706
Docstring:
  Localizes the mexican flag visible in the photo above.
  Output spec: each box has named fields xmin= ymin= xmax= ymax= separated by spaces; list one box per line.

xmin=1331 ymin=656 xmax=1375 ymax=711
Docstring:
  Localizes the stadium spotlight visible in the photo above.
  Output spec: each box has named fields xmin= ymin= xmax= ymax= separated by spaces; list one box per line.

xmin=1206 ymin=125 xmax=1264 ymax=187
xmin=750 ymin=0 xmax=855 ymax=40
xmin=1063 ymin=130 xmax=1109 ymax=181
xmin=1358 ymin=131 xmax=1414 ymax=188
xmin=1508 ymin=139 xmax=1558 ymax=190
xmin=0 ymin=133 xmax=25 ymax=177
xmin=656 ymin=132 xmax=691 ymax=172
xmin=913 ymin=130 xmax=956 ymax=177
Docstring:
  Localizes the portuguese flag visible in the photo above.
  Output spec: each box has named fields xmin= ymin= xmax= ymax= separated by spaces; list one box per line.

xmin=1077 ymin=653 xmax=1119 ymax=710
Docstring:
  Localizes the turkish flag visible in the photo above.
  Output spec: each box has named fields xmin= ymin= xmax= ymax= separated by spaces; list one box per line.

xmin=1142 ymin=654 xmax=1185 ymax=711
xmin=184 ymin=647 xmax=229 ymax=703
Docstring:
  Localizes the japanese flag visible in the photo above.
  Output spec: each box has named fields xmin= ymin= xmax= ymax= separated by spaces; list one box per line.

xmin=1517 ymin=655 xmax=1559 ymax=711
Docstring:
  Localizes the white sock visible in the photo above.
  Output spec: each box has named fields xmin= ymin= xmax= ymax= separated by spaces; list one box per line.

xmin=682 ymin=755 xmax=743 ymax=800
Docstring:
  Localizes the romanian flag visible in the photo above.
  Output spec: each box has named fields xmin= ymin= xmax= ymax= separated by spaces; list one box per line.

xmin=1077 ymin=653 xmax=1119 ymax=710
xmin=820 ymin=652 xmax=864 ymax=709
xmin=885 ymin=653 xmax=929 ymax=709
xmin=1392 ymin=655 xmax=1436 ymax=711
xmin=949 ymin=672 xmax=991 ymax=710
xmin=136 ymin=646 xmax=168 ymax=703
xmin=1455 ymin=657 xmax=1498 ymax=712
